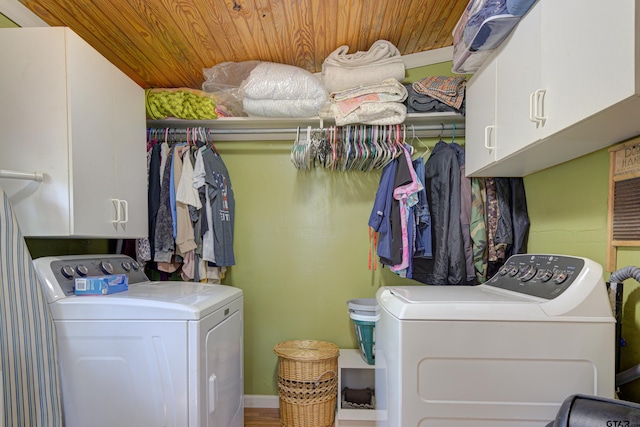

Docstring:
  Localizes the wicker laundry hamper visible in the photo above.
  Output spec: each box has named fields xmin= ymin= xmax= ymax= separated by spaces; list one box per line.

xmin=273 ymin=340 xmax=340 ymax=427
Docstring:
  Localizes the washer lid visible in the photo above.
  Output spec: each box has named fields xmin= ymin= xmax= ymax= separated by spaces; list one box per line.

xmin=377 ymin=285 xmax=552 ymax=321
xmin=378 ymin=255 xmax=615 ymax=322
xmin=48 ymin=281 xmax=242 ymax=320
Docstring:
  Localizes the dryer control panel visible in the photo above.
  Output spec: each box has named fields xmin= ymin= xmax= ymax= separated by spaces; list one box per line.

xmin=485 ymin=254 xmax=585 ymax=300
xmin=35 ymin=255 xmax=150 ymax=298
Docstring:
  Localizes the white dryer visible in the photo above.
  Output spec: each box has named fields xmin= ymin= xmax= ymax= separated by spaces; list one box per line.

xmin=33 ymin=254 xmax=243 ymax=427
xmin=375 ymin=254 xmax=615 ymax=427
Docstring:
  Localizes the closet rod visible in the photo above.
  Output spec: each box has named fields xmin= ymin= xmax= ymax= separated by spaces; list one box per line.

xmin=0 ymin=169 xmax=44 ymax=182
xmin=147 ymin=123 xmax=465 ymax=142
xmin=148 ymin=123 xmax=464 ymax=134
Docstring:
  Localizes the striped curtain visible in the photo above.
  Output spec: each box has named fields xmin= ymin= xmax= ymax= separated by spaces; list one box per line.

xmin=0 ymin=187 xmax=63 ymax=427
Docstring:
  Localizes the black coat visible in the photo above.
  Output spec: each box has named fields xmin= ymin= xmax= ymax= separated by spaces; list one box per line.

xmin=412 ymin=141 xmax=466 ymax=285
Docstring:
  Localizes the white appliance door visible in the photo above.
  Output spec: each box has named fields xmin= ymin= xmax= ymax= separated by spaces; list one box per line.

xmin=190 ymin=297 xmax=243 ymax=427
xmin=54 ymin=320 xmax=188 ymax=427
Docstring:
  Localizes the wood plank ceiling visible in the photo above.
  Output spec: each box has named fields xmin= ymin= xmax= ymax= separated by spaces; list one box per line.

xmin=18 ymin=0 xmax=469 ymax=90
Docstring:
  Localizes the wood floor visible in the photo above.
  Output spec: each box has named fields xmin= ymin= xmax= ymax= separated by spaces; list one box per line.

xmin=244 ymin=407 xmax=336 ymax=427
xmin=244 ymin=407 xmax=280 ymax=427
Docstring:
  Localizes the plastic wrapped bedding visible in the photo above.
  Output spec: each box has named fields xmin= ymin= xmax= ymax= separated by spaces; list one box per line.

xmin=239 ymin=62 xmax=328 ymax=117
xmin=506 ymin=0 xmax=537 ymax=16
xmin=242 ymin=97 xmax=324 ymax=118
xmin=202 ymin=61 xmax=328 ymax=118
xmin=452 ymin=0 xmax=537 ymax=73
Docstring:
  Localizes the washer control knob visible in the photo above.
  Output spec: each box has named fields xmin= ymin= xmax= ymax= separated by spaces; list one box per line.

xmin=536 ymin=269 xmax=553 ymax=282
xmin=121 ymin=261 xmax=131 ymax=272
xmin=509 ymin=266 xmax=520 ymax=277
xmin=60 ymin=265 xmax=75 ymax=279
xmin=520 ymin=265 xmax=538 ymax=282
xmin=553 ymin=271 xmax=568 ymax=284
xmin=99 ymin=261 xmax=114 ymax=275
xmin=131 ymin=261 xmax=140 ymax=271
xmin=76 ymin=265 xmax=89 ymax=277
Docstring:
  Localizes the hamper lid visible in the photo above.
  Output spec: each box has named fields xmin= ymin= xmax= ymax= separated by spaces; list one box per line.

xmin=273 ymin=339 xmax=339 ymax=361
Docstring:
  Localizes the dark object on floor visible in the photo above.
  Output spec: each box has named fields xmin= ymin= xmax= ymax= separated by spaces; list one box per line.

xmin=546 ymin=394 xmax=640 ymax=427
xmin=343 ymin=387 xmax=373 ymax=405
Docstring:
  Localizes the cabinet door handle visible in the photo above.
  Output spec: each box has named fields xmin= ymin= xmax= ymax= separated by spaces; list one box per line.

xmin=111 ymin=199 xmax=121 ymax=224
xmin=484 ymin=125 xmax=495 ymax=150
xmin=529 ymin=92 xmax=537 ymax=123
xmin=119 ymin=199 xmax=128 ymax=224
xmin=534 ymin=89 xmax=547 ymax=124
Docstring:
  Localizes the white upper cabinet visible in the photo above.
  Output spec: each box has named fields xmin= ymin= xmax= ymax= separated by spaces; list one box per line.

xmin=465 ymin=57 xmax=498 ymax=175
xmin=466 ymin=0 xmax=640 ymax=177
xmin=0 ymin=27 xmax=147 ymax=237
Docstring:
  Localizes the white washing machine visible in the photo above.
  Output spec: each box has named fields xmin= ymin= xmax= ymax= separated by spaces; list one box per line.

xmin=375 ymin=254 xmax=615 ymax=427
xmin=33 ymin=254 xmax=243 ymax=427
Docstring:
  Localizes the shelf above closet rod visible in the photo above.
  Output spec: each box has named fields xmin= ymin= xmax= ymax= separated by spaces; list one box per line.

xmin=0 ymin=169 xmax=44 ymax=182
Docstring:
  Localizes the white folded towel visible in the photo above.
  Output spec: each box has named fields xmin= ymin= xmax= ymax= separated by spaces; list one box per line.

xmin=322 ymin=40 xmax=406 ymax=93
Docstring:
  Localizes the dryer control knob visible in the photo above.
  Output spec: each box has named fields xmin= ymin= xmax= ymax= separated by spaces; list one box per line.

xmin=60 ymin=265 xmax=75 ymax=279
xmin=99 ymin=261 xmax=114 ymax=275
xmin=76 ymin=265 xmax=89 ymax=277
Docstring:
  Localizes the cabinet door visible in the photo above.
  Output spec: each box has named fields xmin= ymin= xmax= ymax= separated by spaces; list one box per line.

xmin=540 ymin=0 xmax=638 ymax=138
xmin=112 ymin=66 xmax=147 ymax=237
xmin=495 ymin=2 xmax=543 ymax=160
xmin=66 ymin=29 xmax=120 ymax=237
xmin=465 ymin=57 xmax=498 ymax=176
xmin=0 ymin=28 xmax=72 ymax=236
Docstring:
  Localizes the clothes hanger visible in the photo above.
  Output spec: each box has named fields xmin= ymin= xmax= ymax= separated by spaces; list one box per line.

xmin=438 ymin=123 xmax=445 ymax=144
xmin=451 ymin=122 xmax=456 ymax=144
xmin=409 ymin=124 xmax=430 ymax=158
xmin=291 ymin=127 xmax=302 ymax=169
xmin=371 ymin=126 xmax=383 ymax=170
xmin=401 ymin=125 xmax=414 ymax=157
xmin=204 ymin=127 xmax=219 ymax=154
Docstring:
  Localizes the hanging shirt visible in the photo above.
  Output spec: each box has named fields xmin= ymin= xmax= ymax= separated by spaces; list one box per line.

xmin=201 ymin=148 xmax=236 ymax=267
xmin=193 ymin=147 xmax=216 ymax=264
xmin=470 ymin=177 xmax=488 ymax=283
xmin=390 ymin=145 xmax=423 ymax=277
xmin=368 ymin=159 xmax=398 ymax=264
xmin=154 ymin=148 xmax=176 ymax=263
xmin=412 ymin=157 xmax=432 ymax=260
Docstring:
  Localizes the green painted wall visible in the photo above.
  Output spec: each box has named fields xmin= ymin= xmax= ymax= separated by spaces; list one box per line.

xmin=219 ymin=141 xmax=397 ymax=394
xmin=525 ymin=146 xmax=640 ymax=401
xmin=219 ymin=135 xmax=455 ymax=395
xmin=0 ymin=12 xmax=17 ymax=28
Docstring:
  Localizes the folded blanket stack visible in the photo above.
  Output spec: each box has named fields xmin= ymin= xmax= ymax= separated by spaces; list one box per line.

xmin=404 ymin=83 xmax=466 ymax=116
xmin=319 ymin=78 xmax=408 ymax=126
xmin=411 ymin=76 xmax=467 ymax=112
xmin=240 ymin=62 xmax=328 ymax=118
xmin=322 ymin=40 xmax=406 ymax=94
